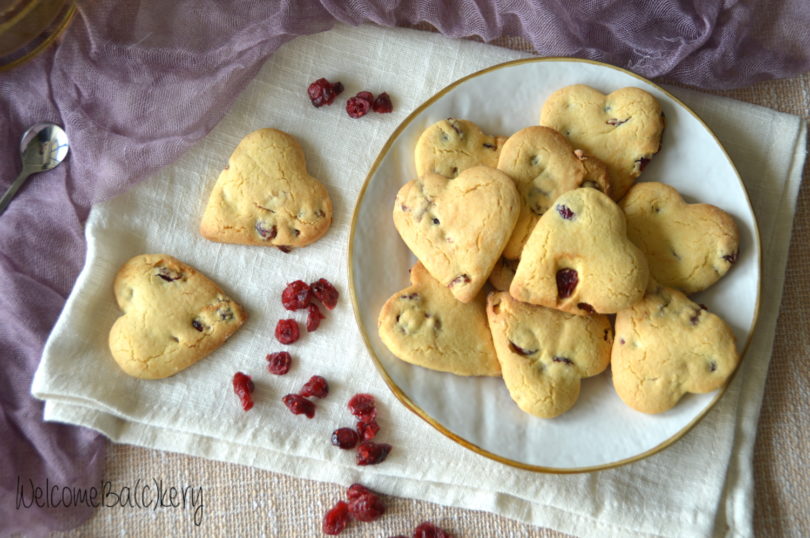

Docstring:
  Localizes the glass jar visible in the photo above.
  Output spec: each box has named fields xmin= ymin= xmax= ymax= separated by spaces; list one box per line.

xmin=0 ymin=0 xmax=76 ymax=71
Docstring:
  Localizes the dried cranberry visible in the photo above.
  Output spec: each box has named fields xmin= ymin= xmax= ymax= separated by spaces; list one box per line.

xmin=282 ymin=393 xmax=315 ymax=418
xmin=346 ymin=94 xmax=372 ymax=118
xmin=356 ymin=90 xmax=374 ymax=102
xmin=413 ymin=521 xmax=452 ymax=538
xmin=266 ymin=351 xmax=292 ymax=375
xmin=372 ymin=92 xmax=393 ymax=113
xmin=281 ymin=280 xmax=312 ymax=310
xmin=306 ymin=303 xmax=325 ymax=332
xmin=308 ymin=78 xmax=343 ymax=108
xmin=357 ymin=419 xmax=380 ymax=440
xmin=300 ymin=375 xmax=329 ymax=398
xmin=508 ymin=341 xmax=537 ymax=356
xmin=311 ymin=278 xmax=339 ymax=310
xmin=356 ymin=440 xmax=391 ymax=465
xmin=556 ymin=204 xmax=575 ymax=220
xmin=556 ymin=268 xmax=579 ymax=299
xmin=331 ymin=427 xmax=360 ymax=449
xmin=275 ymin=319 xmax=300 ymax=344
xmin=232 ymin=372 xmax=254 ymax=411
xmin=348 ymin=393 xmax=376 ymax=422
xmin=577 ymin=302 xmax=595 ymax=313
xmin=346 ymin=483 xmax=372 ymax=501
xmin=322 ymin=500 xmax=350 ymax=535
xmin=348 ymin=491 xmax=386 ymax=522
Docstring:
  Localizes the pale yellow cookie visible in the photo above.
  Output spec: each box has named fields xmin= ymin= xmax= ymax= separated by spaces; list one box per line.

xmin=540 ymin=84 xmax=664 ymax=200
xmin=200 ymin=128 xmax=332 ymax=250
xmin=414 ymin=118 xmax=506 ymax=178
xmin=393 ymin=166 xmax=520 ymax=303
xmin=497 ymin=126 xmax=610 ymax=259
xmin=620 ymin=182 xmax=739 ymax=294
xmin=510 ymin=188 xmax=649 ymax=315
xmin=611 ymin=283 xmax=739 ymax=414
xmin=377 ymin=263 xmax=500 ymax=376
xmin=486 ymin=291 xmax=612 ymax=418
xmin=109 ymin=254 xmax=247 ymax=379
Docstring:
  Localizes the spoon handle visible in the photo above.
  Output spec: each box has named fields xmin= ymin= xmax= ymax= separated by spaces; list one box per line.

xmin=0 ymin=168 xmax=33 ymax=215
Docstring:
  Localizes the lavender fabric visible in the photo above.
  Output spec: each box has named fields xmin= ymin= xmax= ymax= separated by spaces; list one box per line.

xmin=1 ymin=1 xmax=808 ymax=535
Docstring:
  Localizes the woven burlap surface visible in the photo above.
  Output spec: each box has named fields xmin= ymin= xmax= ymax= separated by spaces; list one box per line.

xmin=52 ymin=32 xmax=809 ymax=537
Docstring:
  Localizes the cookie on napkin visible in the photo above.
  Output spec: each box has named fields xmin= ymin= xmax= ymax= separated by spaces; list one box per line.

xmin=377 ymin=262 xmax=500 ymax=376
xmin=620 ymin=181 xmax=739 ymax=294
xmin=497 ymin=125 xmax=611 ymax=259
xmin=611 ymin=282 xmax=740 ymax=414
xmin=540 ymin=84 xmax=665 ymax=200
xmin=414 ymin=118 xmax=507 ymax=178
xmin=200 ymin=128 xmax=333 ymax=250
xmin=509 ymin=187 xmax=649 ymax=315
xmin=486 ymin=291 xmax=612 ymax=418
xmin=393 ymin=166 xmax=520 ymax=303
xmin=108 ymin=254 xmax=247 ymax=379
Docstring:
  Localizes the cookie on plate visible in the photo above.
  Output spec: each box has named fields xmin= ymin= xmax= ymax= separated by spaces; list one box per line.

xmin=620 ymin=181 xmax=739 ymax=294
xmin=414 ymin=118 xmax=507 ymax=179
xmin=497 ymin=125 xmax=610 ymax=259
xmin=200 ymin=128 xmax=332 ymax=250
xmin=377 ymin=262 xmax=500 ymax=376
xmin=611 ymin=282 xmax=739 ymax=414
xmin=109 ymin=254 xmax=247 ymax=379
xmin=540 ymin=84 xmax=665 ymax=200
xmin=510 ymin=187 xmax=649 ymax=315
xmin=489 ymin=257 xmax=519 ymax=292
xmin=393 ymin=165 xmax=520 ymax=303
xmin=486 ymin=291 xmax=612 ymax=418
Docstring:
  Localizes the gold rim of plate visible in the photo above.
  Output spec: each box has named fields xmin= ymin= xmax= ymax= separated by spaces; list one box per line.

xmin=347 ymin=56 xmax=763 ymax=474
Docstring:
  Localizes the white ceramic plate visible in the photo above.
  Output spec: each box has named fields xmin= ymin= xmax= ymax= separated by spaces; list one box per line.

xmin=348 ymin=58 xmax=760 ymax=472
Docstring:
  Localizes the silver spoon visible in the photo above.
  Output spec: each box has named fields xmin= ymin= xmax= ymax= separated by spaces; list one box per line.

xmin=0 ymin=123 xmax=70 ymax=215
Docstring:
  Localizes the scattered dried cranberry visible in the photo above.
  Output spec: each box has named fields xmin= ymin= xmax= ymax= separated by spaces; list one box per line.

xmin=322 ymin=500 xmax=351 ymax=535
xmin=282 ymin=393 xmax=315 ymax=418
xmin=556 ymin=204 xmax=575 ymax=220
xmin=346 ymin=483 xmax=373 ymax=501
xmin=306 ymin=303 xmax=325 ymax=332
xmin=357 ymin=419 xmax=380 ymax=440
xmin=300 ymin=375 xmax=329 ymax=398
xmin=556 ymin=268 xmax=579 ymax=299
xmin=346 ymin=94 xmax=372 ymax=118
xmin=266 ymin=351 xmax=292 ymax=375
xmin=348 ymin=393 xmax=377 ymax=422
xmin=275 ymin=318 xmax=300 ymax=344
xmin=413 ymin=521 xmax=452 ymax=538
xmin=356 ymin=440 xmax=391 ymax=465
xmin=508 ymin=341 xmax=537 ymax=356
xmin=281 ymin=280 xmax=312 ymax=310
xmin=372 ymin=92 xmax=393 ymax=113
xmin=348 ymin=491 xmax=386 ymax=522
xmin=308 ymin=78 xmax=344 ymax=108
xmin=331 ymin=427 xmax=360 ymax=449
xmin=311 ymin=278 xmax=339 ymax=310
xmin=232 ymin=372 xmax=255 ymax=411
xmin=356 ymin=90 xmax=374 ymax=103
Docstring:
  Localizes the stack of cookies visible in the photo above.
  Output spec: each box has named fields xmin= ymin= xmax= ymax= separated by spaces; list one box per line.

xmin=378 ymin=85 xmax=741 ymax=418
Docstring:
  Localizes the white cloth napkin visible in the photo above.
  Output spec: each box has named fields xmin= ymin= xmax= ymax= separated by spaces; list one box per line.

xmin=32 ymin=24 xmax=806 ymax=538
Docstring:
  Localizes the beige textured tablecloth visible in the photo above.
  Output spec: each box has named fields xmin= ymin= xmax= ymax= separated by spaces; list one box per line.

xmin=49 ymin=28 xmax=809 ymax=538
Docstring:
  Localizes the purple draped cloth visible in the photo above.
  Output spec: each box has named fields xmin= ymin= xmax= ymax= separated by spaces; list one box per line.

xmin=1 ymin=1 xmax=808 ymax=535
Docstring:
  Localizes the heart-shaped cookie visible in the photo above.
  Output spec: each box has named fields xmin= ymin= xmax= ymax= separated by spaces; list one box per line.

xmin=108 ymin=254 xmax=247 ymax=379
xmin=377 ymin=262 xmax=500 ymax=376
xmin=611 ymin=283 xmax=739 ymax=413
xmin=497 ymin=125 xmax=611 ymax=259
xmin=393 ymin=166 xmax=520 ymax=303
xmin=414 ymin=118 xmax=506 ymax=179
xmin=540 ymin=84 xmax=664 ymax=200
xmin=486 ymin=291 xmax=612 ymax=418
xmin=200 ymin=128 xmax=332 ymax=250
xmin=620 ymin=182 xmax=739 ymax=294
xmin=510 ymin=188 xmax=649 ymax=315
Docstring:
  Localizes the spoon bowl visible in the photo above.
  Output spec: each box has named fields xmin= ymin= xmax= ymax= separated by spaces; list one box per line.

xmin=0 ymin=123 xmax=70 ymax=215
